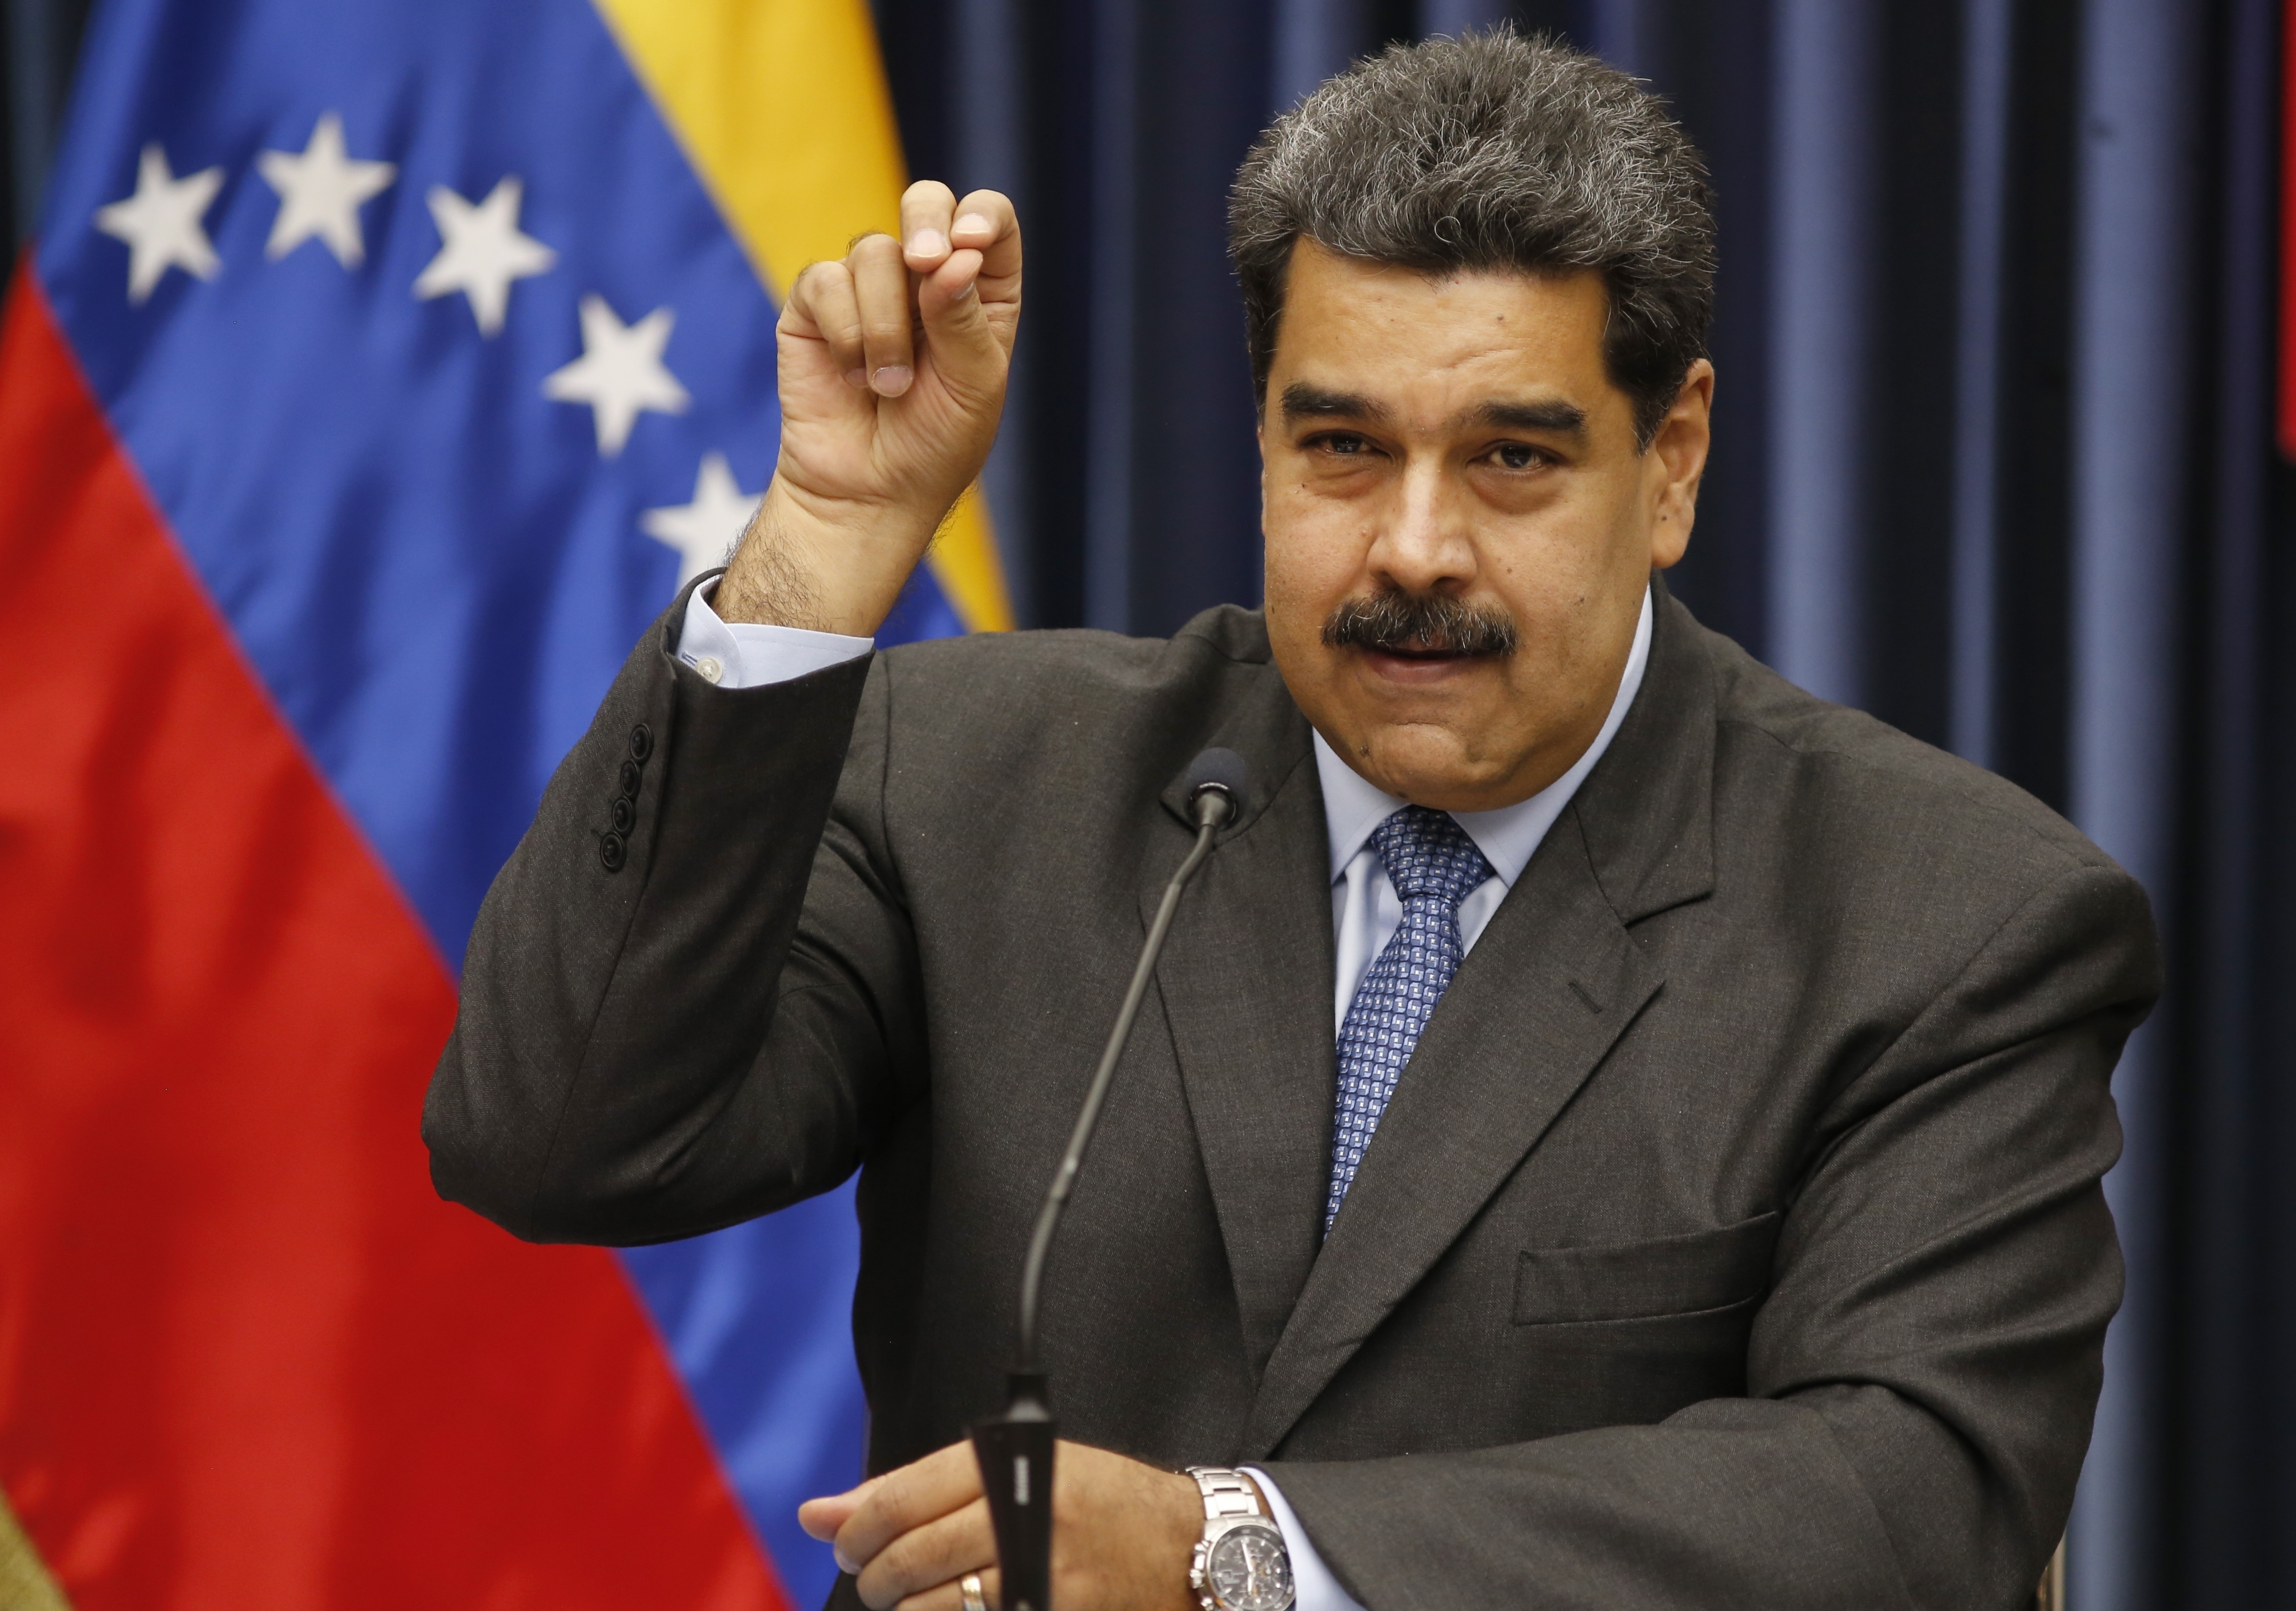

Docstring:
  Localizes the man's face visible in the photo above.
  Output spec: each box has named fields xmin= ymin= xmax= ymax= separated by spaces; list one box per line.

xmin=1260 ymin=240 xmax=1712 ymax=812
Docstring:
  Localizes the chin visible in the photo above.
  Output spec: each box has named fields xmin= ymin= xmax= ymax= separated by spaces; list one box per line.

xmin=1358 ymin=729 xmax=1493 ymax=804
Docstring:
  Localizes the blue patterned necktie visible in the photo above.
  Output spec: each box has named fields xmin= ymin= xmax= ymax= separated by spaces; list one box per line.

xmin=1327 ymin=805 xmax=1496 ymax=1232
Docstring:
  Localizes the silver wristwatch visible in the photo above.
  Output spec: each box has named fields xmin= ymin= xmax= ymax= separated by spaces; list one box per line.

xmin=1185 ymin=1466 xmax=1296 ymax=1611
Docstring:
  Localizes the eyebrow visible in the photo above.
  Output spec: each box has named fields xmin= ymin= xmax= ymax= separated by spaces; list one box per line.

xmin=1279 ymin=381 xmax=1588 ymax=439
xmin=1471 ymin=398 xmax=1588 ymax=437
xmin=1281 ymin=382 xmax=1389 ymax=424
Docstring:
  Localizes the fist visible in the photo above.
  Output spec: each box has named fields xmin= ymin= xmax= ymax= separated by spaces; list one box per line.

xmin=717 ymin=182 xmax=1022 ymax=634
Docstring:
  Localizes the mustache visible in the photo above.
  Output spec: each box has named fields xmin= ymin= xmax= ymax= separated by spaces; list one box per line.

xmin=1320 ymin=589 xmax=1519 ymax=658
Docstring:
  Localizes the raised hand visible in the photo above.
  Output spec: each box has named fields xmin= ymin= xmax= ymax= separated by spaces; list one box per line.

xmin=716 ymin=182 xmax=1021 ymax=633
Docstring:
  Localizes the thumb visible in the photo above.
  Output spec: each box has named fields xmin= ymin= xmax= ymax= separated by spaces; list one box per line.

xmin=797 ymin=1482 xmax=871 ymax=1542
xmin=916 ymin=249 xmax=1004 ymax=408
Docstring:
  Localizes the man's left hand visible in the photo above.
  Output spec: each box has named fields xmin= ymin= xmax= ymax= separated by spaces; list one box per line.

xmin=799 ymin=1438 xmax=1204 ymax=1611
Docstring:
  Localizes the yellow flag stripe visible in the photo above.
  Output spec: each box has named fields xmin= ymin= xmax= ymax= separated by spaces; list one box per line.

xmin=593 ymin=0 xmax=1015 ymax=633
xmin=0 ymin=1488 xmax=74 ymax=1611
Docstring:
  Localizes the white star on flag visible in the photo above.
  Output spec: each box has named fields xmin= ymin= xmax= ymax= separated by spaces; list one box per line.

xmin=643 ymin=453 xmax=762 ymax=585
xmin=256 ymin=112 xmax=396 ymax=268
xmin=542 ymin=294 xmax=690 ymax=457
xmin=413 ymin=176 xmax=556 ymax=336
xmin=94 ymin=143 xmax=224 ymax=304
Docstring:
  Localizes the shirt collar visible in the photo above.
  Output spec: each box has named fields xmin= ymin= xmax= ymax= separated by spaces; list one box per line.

xmin=1311 ymin=584 xmax=1654 ymax=887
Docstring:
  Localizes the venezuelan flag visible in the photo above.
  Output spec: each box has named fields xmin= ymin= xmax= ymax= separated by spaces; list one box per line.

xmin=0 ymin=0 xmax=1007 ymax=1605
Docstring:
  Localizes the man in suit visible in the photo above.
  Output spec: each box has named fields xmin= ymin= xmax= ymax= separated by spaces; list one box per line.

xmin=426 ymin=31 xmax=2156 ymax=1611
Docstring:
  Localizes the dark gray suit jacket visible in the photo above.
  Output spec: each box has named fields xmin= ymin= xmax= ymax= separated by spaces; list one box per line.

xmin=426 ymin=576 xmax=2157 ymax=1611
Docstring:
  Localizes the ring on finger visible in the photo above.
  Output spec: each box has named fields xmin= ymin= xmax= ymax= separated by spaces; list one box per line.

xmin=960 ymin=1572 xmax=988 ymax=1611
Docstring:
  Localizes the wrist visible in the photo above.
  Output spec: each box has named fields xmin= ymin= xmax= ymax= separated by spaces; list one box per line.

xmin=1184 ymin=1467 xmax=1295 ymax=1611
xmin=715 ymin=480 xmax=941 ymax=635
xmin=1162 ymin=1470 xmax=1210 ymax=1611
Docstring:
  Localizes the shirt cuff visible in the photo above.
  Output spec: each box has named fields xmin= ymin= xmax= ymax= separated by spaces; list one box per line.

xmin=675 ymin=577 xmax=874 ymax=688
xmin=1242 ymin=1468 xmax=1366 ymax=1611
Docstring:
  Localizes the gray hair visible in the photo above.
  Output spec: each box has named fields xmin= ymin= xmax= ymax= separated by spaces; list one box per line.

xmin=1228 ymin=29 xmax=1715 ymax=447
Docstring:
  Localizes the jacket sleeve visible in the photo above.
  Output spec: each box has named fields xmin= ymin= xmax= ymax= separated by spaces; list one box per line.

xmin=422 ymin=577 xmax=926 ymax=1244
xmin=1263 ymin=859 xmax=2158 ymax=1611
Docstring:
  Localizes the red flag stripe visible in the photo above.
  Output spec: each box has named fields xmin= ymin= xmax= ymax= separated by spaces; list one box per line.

xmin=0 ymin=266 xmax=789 ymax=1611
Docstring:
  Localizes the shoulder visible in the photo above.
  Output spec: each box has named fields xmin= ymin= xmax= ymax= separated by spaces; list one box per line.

xmin=1689 ymin=615 xmax=2117 ymax=889
xmin=876 ymin=602 xmax=1271 ymax=681
xmin=1646 ymin=605 xmax=2153 ymax=1010
xmin=868 ymin=604 xmax=1277 ymax=734
xmin=1629 ymin=604 xmax=2161 ymax=1069
xmin=849 ymin=605 xmax=1295 ymax=825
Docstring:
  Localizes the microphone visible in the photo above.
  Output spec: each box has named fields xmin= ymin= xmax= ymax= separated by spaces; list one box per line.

xmin=970 ymin=748 xmax=1248 ymax=1611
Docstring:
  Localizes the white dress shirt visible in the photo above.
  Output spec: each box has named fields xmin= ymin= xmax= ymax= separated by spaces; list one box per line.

xmin=675 ymin=582 xmax=1653 ymax=1611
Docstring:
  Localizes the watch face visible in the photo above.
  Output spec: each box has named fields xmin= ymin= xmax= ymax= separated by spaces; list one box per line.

xmin=1207 ymin=1522 xmax=1294 ymax=1611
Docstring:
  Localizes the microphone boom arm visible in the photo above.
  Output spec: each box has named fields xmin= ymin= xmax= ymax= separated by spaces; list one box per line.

xmin=1016 ymin=799 xmax=1229 ymax=1371
xmin=972 ymin=753 xmax=1244 ymax=1611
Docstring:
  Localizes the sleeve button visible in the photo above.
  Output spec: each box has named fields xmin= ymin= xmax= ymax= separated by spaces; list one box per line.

xmin=629 ymin=724 xmax=653 ymax=762
xmin=619 ymin=758 xmax=642 ymax=798
xmin=599 ymin=832 xmax=627 ymax=872
xmin=610 ymin=796 xmax=635 ymax=834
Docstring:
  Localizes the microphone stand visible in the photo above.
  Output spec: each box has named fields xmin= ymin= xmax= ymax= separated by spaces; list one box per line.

xmin=971 ymin=755 xmax=1244 ymax=1611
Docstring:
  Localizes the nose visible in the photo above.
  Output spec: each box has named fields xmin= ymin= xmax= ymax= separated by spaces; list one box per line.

xmin=1366 ymin=452 xmax=1477 ymax=596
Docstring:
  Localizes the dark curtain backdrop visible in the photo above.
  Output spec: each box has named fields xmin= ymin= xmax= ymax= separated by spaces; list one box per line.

xmin=8 ymin=0 xmax=2294 ymax=1606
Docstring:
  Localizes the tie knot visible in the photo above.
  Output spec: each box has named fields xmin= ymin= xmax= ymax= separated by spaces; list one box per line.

xmin=1369 ymin=805 xmax=1493 ymax=907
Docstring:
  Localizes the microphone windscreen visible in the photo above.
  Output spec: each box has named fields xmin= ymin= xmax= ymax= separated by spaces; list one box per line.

xmin=1182 ymin=747 xmax=1251 ymax=806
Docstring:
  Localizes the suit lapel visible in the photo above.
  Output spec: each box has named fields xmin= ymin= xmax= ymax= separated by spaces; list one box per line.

xmin=1239 ymin=580 xmax=1720 ymax=1456
xmin=1239 ymin=811 xmax=1660 ymax=1453
xmin=1146 ymin=672 xmax=1336 ymax=1382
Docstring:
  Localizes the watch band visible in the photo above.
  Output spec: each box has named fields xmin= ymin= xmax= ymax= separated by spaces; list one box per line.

xmin=1187 ymin=1467 xmax=1266 ymax=1521
xmin=1185 ymin=1466 xmax=1294 ymax=1611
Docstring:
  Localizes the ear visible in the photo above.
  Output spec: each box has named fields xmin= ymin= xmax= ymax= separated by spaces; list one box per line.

xmin=1647 ymin=359 xmax=1714 ymax=570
